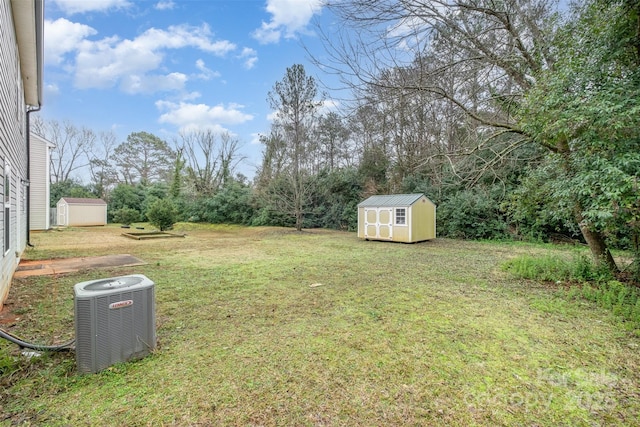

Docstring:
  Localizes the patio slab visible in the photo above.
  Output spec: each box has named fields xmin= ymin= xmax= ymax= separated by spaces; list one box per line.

xmin=14 ymin=254 xmax=146 ymax=278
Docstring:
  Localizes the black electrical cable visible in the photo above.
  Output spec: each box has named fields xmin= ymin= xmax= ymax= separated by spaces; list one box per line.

xmin=0 ymin=327 xmax=74 ymax=352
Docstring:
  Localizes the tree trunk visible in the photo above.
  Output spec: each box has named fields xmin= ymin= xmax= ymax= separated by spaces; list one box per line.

xmin=556 ymin=139 xmax=619 ymax=274
xmin=295 ymin=211 xmax=303 ymax=232
xmin=576 ymin=213 xmax=619 ymax=274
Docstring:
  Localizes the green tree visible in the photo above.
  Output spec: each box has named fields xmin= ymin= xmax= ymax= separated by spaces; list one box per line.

xmin=169 ymin=149 xmax=184 ymax=199
xmin=437 ymin=188 xmax=509 ymax=240
xmin=265 ymin=64 xmax=322 ymax=231
xmin=113 ymin=131 xmax=175 ymax=185
xmin=141 ymin=182 xmax=169 ymax=220
xmin=112 ymin=207 xmax=141 ymax=226
xmin=108 ymin=183 xmax=144 ymax=221
xmin=146 ymin=198 xmax=178 ymax=231
xmin=189 ymin=181 xmax=255 ymax=225
xmin=50 ymin=180 xmax=96 ymax=207
xmin=519 ymin=0 xmax=640 ymax=272
xmin=308 ymin=167 xmax=363 ymax=231
xmin=315 ymin=112 xmax=351 ymax=171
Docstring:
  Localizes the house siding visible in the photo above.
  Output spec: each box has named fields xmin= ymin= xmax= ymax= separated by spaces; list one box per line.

xmin=29 ymin=133 xmax=51 ymax=230
xmin=0 ymin=0 xmax=30 ymax=308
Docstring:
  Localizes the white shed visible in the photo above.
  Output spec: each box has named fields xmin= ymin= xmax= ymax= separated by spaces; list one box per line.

xmin=29 ymin=133 xmax=54 ymax=230
xmin=57 ymin=198 xmax=107 ymax=227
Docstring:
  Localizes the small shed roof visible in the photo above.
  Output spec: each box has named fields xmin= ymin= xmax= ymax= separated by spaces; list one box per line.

xmin=59 ymin=197 xmax=106 ymax=205
xmin=358 ymin=193 xmax=426 ymax=208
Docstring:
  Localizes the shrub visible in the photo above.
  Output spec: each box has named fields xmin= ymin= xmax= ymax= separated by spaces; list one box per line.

xmin=501 ymin=253 xmax=615 ymax=283
xmin=437 ymin=189 xmax=509 ymax=240
xmin=108 ymin=184 xmax=144 ymax=222
xmin=503 ymin=254 xmax=640 ymax=327
xmin=200 ymin=182 xmax=255 ymax=224
xmin=146 ymin=199 xmax=178 ymax=231
xmin=112 ymin=207 xmax=141 ymax=226
xmin=307 ymin=167 xmax=362 ymax=231
xmin=501 ymin=254 xmax=573 ymax=282
xmin=570 ymin=280 xmax=640 ymax=326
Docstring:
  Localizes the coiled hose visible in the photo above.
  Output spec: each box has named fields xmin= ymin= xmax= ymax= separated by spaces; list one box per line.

xmin=0 ymin=327 xmax=74 ymax=352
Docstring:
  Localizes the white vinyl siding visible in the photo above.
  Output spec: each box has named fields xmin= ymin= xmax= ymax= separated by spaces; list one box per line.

xmin=1 ymin=0 xmax=31 ymax=307
xmin=4 ymin=160 xmax=11 ymax=255
xmin=29 ymin=133 xmax=51 ymax=230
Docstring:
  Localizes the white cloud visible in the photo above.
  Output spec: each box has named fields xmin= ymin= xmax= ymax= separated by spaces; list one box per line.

xmin=130 ymin=24 xmax=235 ymax=56
xmin=120 ymin=72 xmax=188 ymax=95
xmin=252 ymin=0 xmax=323 ymax=44
xmin=51 ymin=23 xmax=237 ymax=93
xmin=156 ymin=100 xmax=254 ymax=132
xmin=181 ymin=91 xmax=202 ymax=101
xmin=44 ymin=83 xmax=60 ymax=98
xmin=50 ymin=0 xmax=131 ymax=15
xmin=194 ymin=59 xmax=220 ymax=80
xmin=243 ymin=56 xmax=259 ymax=70
xmin=44 ymin=18 xmax=97 ymax=65
xmin=239 ymin=47 xmax=258 ymax=70
xmin=155 ymin=0 xmax=176 ymax=10
xmin=74 ymin=34 xmax=163 ymax=90
xmin=252 ymin=26 xmax=282 ymax=45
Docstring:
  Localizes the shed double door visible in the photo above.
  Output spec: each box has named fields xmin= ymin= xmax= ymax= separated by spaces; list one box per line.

xmin=364 ymin=208 xmax=393 ymax=240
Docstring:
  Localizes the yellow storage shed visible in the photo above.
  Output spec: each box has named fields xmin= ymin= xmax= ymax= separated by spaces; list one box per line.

xmin=357 ymin=193 xmax=436 ymax=243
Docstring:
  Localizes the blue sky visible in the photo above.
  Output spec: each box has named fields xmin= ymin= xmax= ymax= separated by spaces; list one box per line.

xmin=40 ymin=0 xmax=338 ymax=179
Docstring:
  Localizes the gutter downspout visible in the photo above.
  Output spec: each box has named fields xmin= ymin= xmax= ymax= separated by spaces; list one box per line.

xmin=26 ymin=108 xmax=40 ymax=247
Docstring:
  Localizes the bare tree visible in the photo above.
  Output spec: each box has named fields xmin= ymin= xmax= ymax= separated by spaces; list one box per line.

xmin=347 ymin=102 xmax=391 ymax=193
xmin=32 ymin=116 xmax=95 ymax=183
xmin=87 ymin=130 xmax=118 ymax=199
xmin=218 ymin=132 xmax=246 ymax=187
xmin=319 ymin=0 xmax=556 ymax=153
xmin=255 ymin=130 xmax=288 ymax=188
xmin=315 ymin=112 xmax=352 ymax=171
xmin=178 ymin=130 xmax=246 ymax=197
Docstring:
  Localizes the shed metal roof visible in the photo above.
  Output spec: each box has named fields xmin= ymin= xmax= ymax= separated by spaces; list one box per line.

xmin=358 ymin=193 xmax=425 ymax=207
xmin=59 ymin=197 xmax=106 ymax=205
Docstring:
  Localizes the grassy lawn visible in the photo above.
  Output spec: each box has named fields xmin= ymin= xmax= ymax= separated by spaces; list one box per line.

xmin=1 ymin=224 xmax=640 ymax=426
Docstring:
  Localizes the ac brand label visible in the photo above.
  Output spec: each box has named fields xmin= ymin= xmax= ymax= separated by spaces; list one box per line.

xmin=109 ymin=300 xmax=133 ymax=309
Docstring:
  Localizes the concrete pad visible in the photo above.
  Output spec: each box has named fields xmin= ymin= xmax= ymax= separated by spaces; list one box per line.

xmin=14 ymin=254 xmax=146 ymax=278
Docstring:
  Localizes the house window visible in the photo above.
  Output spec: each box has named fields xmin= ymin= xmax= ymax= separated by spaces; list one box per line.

xmin=395 ymin=208 xmax=406 ymax=225
xmin=4 ymin=161 xmax=10 ymax=255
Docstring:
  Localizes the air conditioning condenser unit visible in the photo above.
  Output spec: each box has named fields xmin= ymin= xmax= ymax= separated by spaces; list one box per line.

xmin=74 ymin=274 xmax=156 ymax=374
